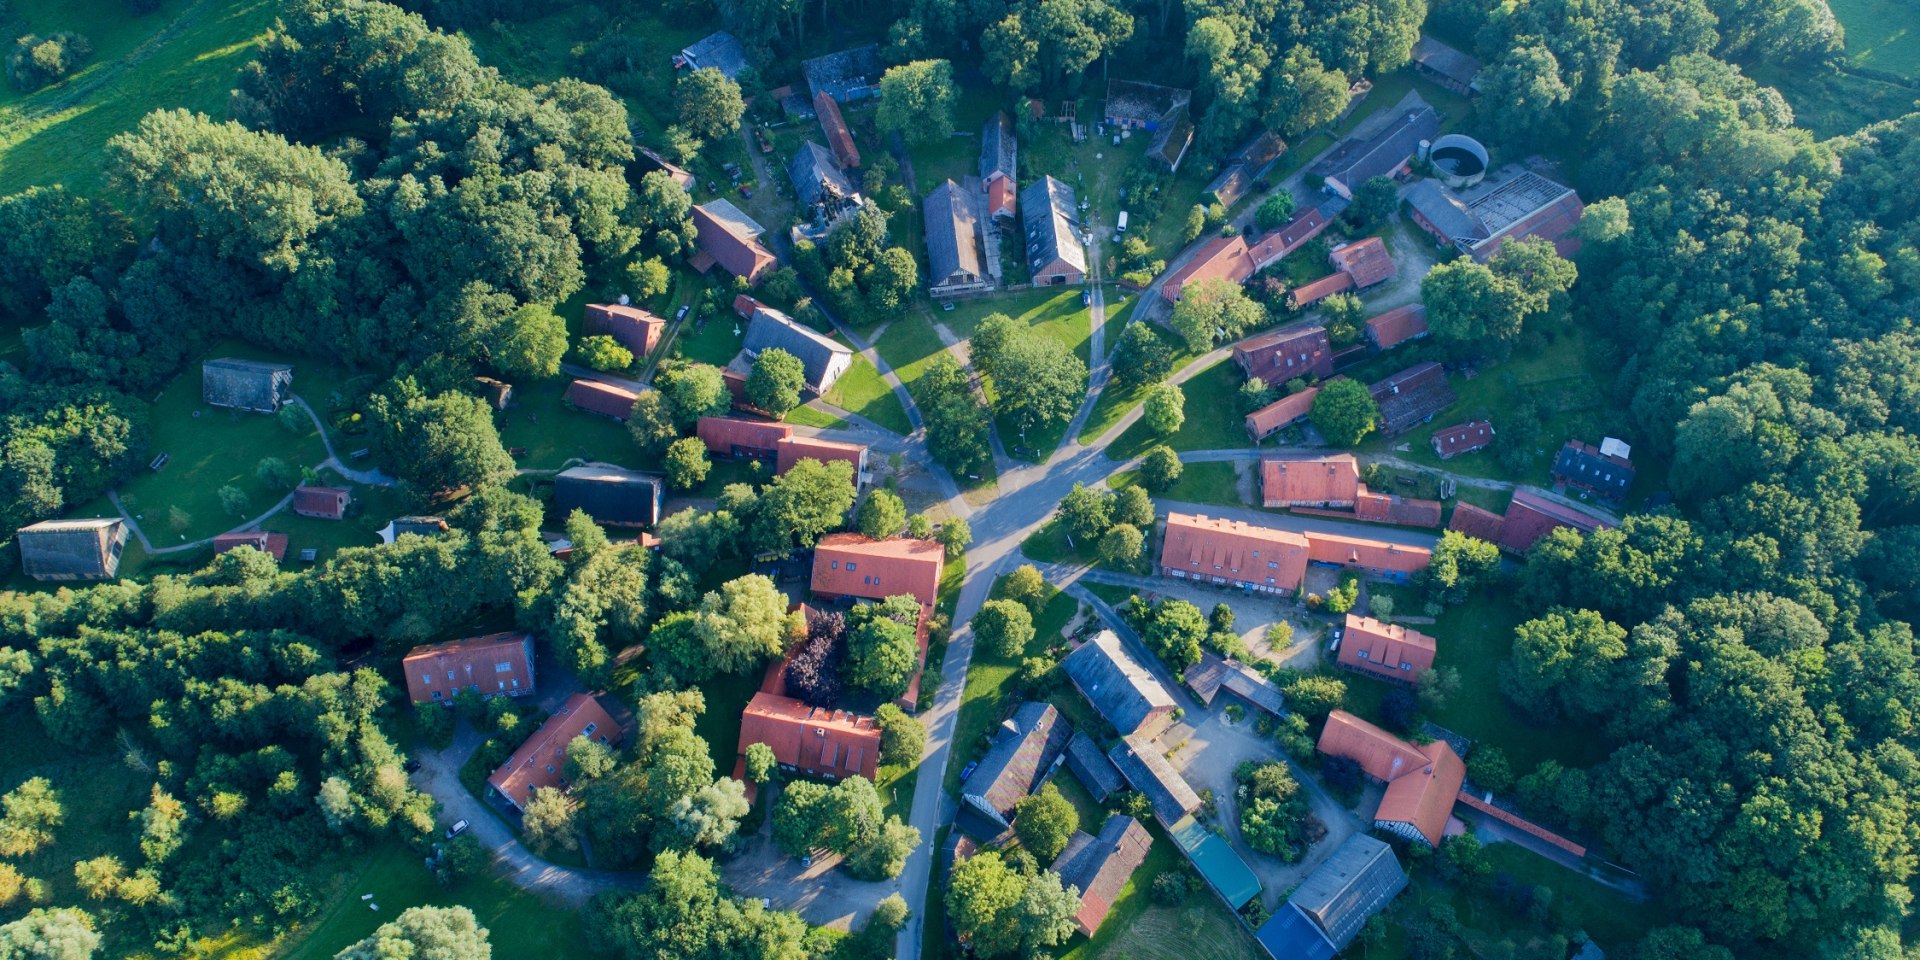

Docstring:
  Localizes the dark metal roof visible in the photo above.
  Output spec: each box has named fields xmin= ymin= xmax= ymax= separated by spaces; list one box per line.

xmin=203 ymin=358 xmax=293 ymax=414
xmin=1064 ymin=731 xmax=1125 ymax=801
xmin=679 ymin=32 xmax=749 ymax=79
xmin=1020 ymin=176 xmax=1088 ymax=276
xmin=924 ymin=179 xmax=985 ymax=285
xmin=553 ymin=466 xmax=662 ymax=527
xmin=1285 ymin=833 xmax=1407 ymax=950
xmin=1310 ymin=92 xmax=1440 ymax=189
xmin=788 ymin=141 xmax=857 ymax=210
xmin=980 ymin=112 xmax=1017 ymax=182
xmin=803 ymin=45 xmax=882 ymax=102
xmin=1107 ymin=735 xmax=1199 ymax=827
xmin=16 ymin=518 xmax=123 ymax=581
xmin=1406 ymin=179 xmax=1489 ymax=243
xmin=1064 ymin=631 xmax=1175 ymax=735
xmin=743 ymin=307 xmax=850 ymax=393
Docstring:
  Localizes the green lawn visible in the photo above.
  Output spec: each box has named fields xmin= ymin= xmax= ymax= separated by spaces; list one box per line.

xmin=874 ymin=311 xmax=960 ymax=395
xmin=785 ymin=404 xmax=851 ymax=430
xmin=1069 ymin=845 xmax=1263 ymax=960
xmin=497 ymin=378 xmax=649 ymax=472
xmin=1106 ymin=360 xmax=1249 ymax=460
xmin=1354 ymin=324 xmax=1666 ymax=504
xmin=1341 ymin=592 xmax=1613 ymax=775
xmin=1830 ymin=0 xmax=1920 ymax=75
xmin=275 ymin=842 xmax=596 ymax=960
xmin=1110 ymin=461 xmax=1243 ymax=509
xmin=112 ymin=363 xmax=330 ymax=546
xmin=1747 ymin=61 xmax=1920 ymax=138
xmin=0 ymin=0 xmax=281 ymax=197
xmin=1077 ymin=298 xmax=1211 ymax=445
xmin=965 ymin=290 xmax=1095 ymax=460
xmin=255 ymin=467 xmax=411 ymax=565
xmin=907 ymin=89 xmax=1004 ymax=189
xmin=674 ymin=309 xmax=750 ymax=367
xmin=1017 ymin=516 xmax=1151 ymax=577
xmin=824 ymin=356 xmax=914 ymax=435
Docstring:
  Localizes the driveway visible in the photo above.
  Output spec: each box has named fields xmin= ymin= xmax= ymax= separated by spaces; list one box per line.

xmin=1160 ymin=708 xmax=1359 ymax=909
xmin=409 ymin=722 xmax=643 ymax=908
xmin=719 ymin=782 xmax=899 ymax=930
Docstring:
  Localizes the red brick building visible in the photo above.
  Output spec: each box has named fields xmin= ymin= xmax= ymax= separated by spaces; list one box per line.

xmin=811 ymin=534 xmax=944 ymax=606
xmin=1337 ymin=615 xmax=1436 ymax=684
xmin=402 ymin=631 xmax=536 ymax=704
xmin=487 ymin=693 xmax=622 ymax=812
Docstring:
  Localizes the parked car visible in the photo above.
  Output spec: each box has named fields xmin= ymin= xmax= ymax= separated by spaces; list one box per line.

xmin=675 ymin=304 xmax=691 ymax=321
xmin=739 ymin=185 xmax=753 ymax=198
xmin=1081 ymin=289 xmax=1091 ymax=306
xmin=960 ymin=761 xmax=979 ymax=782
xmin=445 ymin=820 xmax=469 ymax=839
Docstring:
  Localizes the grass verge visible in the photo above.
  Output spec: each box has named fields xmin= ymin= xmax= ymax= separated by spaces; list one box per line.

xmin=1106 ymin=360 xmax=1248 ymax=460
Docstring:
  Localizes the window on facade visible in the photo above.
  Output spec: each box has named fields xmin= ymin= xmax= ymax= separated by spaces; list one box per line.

xmin=1401 ymin=662 xmax=1412 ymax=671
xmin=1267 ymin=560 xmax=1278 ymax=568
xmin=422 ymin=674 xmax=432 ymax=685
xmin=1357 ymin=649 xmax=1370 ymax=660
xmin=846 ymin=562 xmax=857 ymax=571
xmin=583 ymin=723 xmax=597 ymax=736
xmin=432 ymin=691 xmax=443 ymax=700
xmin=447 ymin=670 xmax=456 ymax=681
xmin=831 ymin=561 xmax=839 ymax=569
xmin=495 ymin=662 xmax=513 ymax=673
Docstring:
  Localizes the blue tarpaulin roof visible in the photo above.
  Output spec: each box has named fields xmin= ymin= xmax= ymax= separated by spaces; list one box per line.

xmin=1171 ymin=816 xmax=1263 ymax=910
xmin=1254 ymin=904 xmax=1336 ymax=960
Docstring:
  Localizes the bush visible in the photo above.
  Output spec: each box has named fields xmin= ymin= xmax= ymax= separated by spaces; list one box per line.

xmin=1151 ymin=871 xmax=1190 ymax=905
xmin=575 ymin=335 xmax=634 ymax=371
xmin=8 ymin=33 xmax=92 ymax=92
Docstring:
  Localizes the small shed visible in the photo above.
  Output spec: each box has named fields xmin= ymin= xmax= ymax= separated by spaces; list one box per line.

xmin=212 ymin=530 xmax=289 ymax=561
xmin=203 ymin=358 xmax=293 ymax=414
xmin=1064 ymin=731 xmax=1125 ymax=802
xmin=473 ymin=377 xmax=512 ymax=410
xmin=552 ymin=465 xmax=663 ymax=527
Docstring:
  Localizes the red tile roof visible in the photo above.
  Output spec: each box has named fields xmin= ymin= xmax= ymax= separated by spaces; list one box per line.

xmin=403 ymin=632 xmax=535 ymax=704
xmin=1287 ymin=271 xmax=1355 ymax=309
xmin=1318 ymin=711 xmax=1463 ymax=847
xmin=585 ymin=303 xmax=667 ymax=357
xmin=293 ymin=486 xmax=350 ymax=520
xmin=1233 ymin=325 xmax=1334 ymax=382
xmin=1244 ymin=386 xmax=1320 ymax=441
xmin=697 ymin=416 xmax=793 ymax=457
xmin=1498 ymin=489 xmax=1611 ymax=554
xmin=1260 ymin=455 xmax=1361 ymax=507
xmin=1447 ymin=501 xmax=1505 ymax=543
xmin=987 ymin=174 xmax=1016 ymax=219
xmin=212 ymin=531 xmax=287 ymax=561
xmin=733 ymin=293 xmax=761 ymax=319
xmin=1364 ymin=304 xmax=1428 ymax=349
xmin=1260 ymin=208 xmax=1331 ymax=268
xmin=1162 ymin=236 xmax=1253 ymax=303
xmin=1352 ymin=489 xmax=1444 ymax=527
xmin=1330 ymin=237 xmax=1395 ymax=288
xmin=487 ymin=693 xmax=621 ymax=810
xmin=811 ymin=534 xmax=944 ymax=606
xmin=776 ymin=436 xmax=868 ymax=478
xmin=692 ymin=204 xmax=777 ymax=284
xmin=1338 ymin=615 xmax=1436 ymax=682
xmin=814 ymin=92 xmax=861 ymax=168
xmin=1431 ymin=420 xmax=1494 ymax=459
xmin=1304 ymin=532 xmax=1431 ymax=575
xmin=1158 ymin=513 xmax=1310 ymax=592
xmin=566 ymin=380 xmax=641 ymax=421
xmin=1054 ymin=815 xmax=1154 ymax=937
xmin=738 ymin=691 xmax=880 ymax=782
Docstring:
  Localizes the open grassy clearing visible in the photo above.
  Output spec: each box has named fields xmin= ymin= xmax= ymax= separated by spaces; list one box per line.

xmin=907 ymin=89 xmax=1006 ymax=188
xmin=1829 ymin=0 xmax=1920 ymax=76
xmin=824 ymin=356 xmax=914 ymax=435
xmin=274 ymin=841 xmax=595 ymax=960
xmin=1341 ymin=591 xmax=1612 ymax=775
xmin=254 ymin=466 xmax=410 ymax=563
xmin=1110 ymin=461 xmax=1243 ymax=509
xmin=1073 ymin=872 xmax=1263 ymax=960
xmin=497 ymin=378 xmax=647 ymax=472
xmin=785 ymin=403 xmax=851 ymax=430
xmin=1749 ymin=62 xmax=1920 ymax=138
xmin=1106 ymin=359 xmax=1248 ymax=460
xmin=966 ymin=290 xmax=1095 ymax=459
xmin=0 ymin=0 xmax=280 ymax=197
xmin=113 ymin=371 xmax=329 ymax=547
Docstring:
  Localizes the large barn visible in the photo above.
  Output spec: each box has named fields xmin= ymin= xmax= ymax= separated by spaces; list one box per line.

xmin=203 ymin=358 xmax=293 ymax=414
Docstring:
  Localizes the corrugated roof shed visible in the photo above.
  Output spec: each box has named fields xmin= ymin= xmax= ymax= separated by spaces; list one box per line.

xmin=1064 ymin=731 xmax=1125 ymax=801
xmin=981 ymin=112 xmax=1017 ymax=183
xmin=1185 ymin=651 xmax=1287 ymax=715
xmin=1410 ymin=35 xmax=1482 ymax=90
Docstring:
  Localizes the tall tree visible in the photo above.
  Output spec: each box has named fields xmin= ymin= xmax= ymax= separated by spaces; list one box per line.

xmin=875 ymin=60 xmax=958 ymax=144
xmin=676 ymin=68 xmax=745 ymax=139
xmin=336 ymin=905 xmax=491 ymax=959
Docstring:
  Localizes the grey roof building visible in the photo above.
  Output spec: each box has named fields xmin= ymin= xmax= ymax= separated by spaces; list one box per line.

xmin=203 ymin=358 xmax=293 ymax=414
xmin=677 ymin=32 xmax=749 ymax=79
xmin=789 ymin=141 xmax=858 ymax=211
xmin=17 ymin=517 xmax=128 ymax=582
xmin=1020 ymin=175 xmax=1088 ymax=284
xmin=1410 ymin=34 xmax=1483 ymax=95
xmin=552 ymin=465 xmax=663 ymax=528
xmin=1309 ymin=91 xmax=1440 ymax=198
xmin=803 ymin=44 xmax=883 ymax=102
xmin=379 ymin=516 xmax=449 ymax=544
xmin=1064 ymin=630 xmax=1177 ymax=736
xmin=958 ymin=701 xmax=1072 ymax=839
xmin=1255 ymin=833 xmax=1407 ymax=960
xmin=1107 ymin=735 xmax=1201 ymax=826
xmin=1405 ymin=178 xmax=1486 ymax=244
xmin=1185 ymin=651 xmax=1287 ymax=716
xmin=742 ymin=306 xmax=853 ymax=395
xmin=925 ymin=179 xmax=990 ymax=297
xmin=1064 ymin=731 xmax=1125 ymax=802
xmin=981 ymin=112 xmax=1017 ymax=183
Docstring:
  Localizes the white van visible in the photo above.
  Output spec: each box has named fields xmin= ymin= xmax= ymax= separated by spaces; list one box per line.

xmin=1115 ymin=210 xmax=1130 ymax=233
